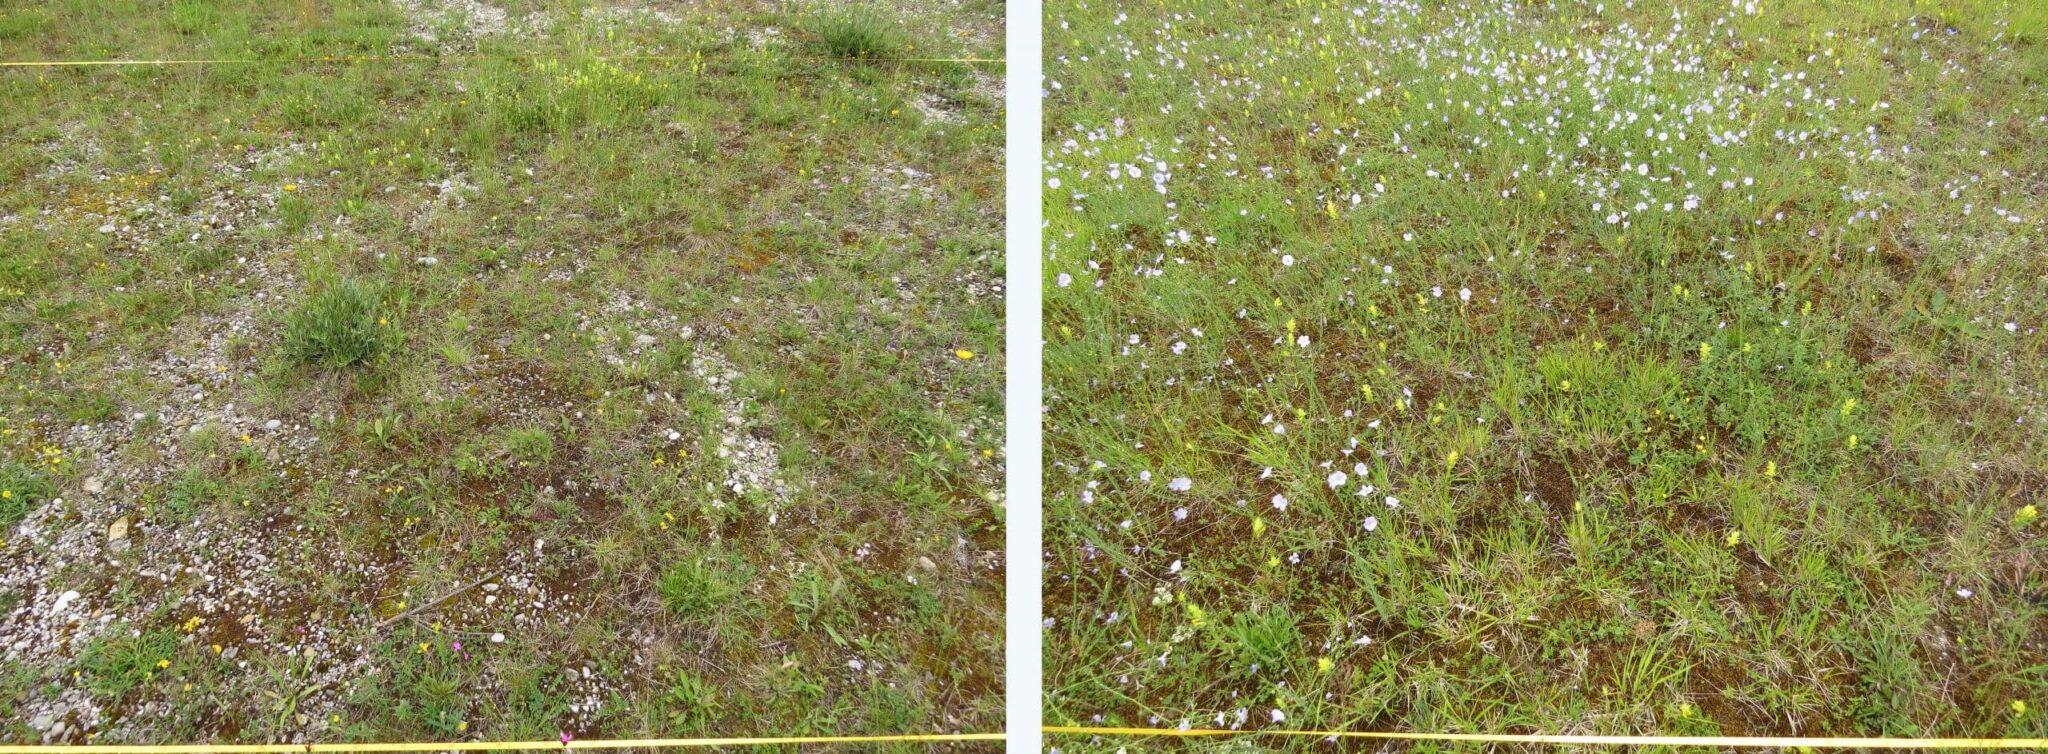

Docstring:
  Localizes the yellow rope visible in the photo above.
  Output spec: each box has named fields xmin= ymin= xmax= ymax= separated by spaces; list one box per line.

xmin=1045 ymin=725 xmax=2048 ymax=749
xmin=0 ymin=733 xmax=1003 ymax=753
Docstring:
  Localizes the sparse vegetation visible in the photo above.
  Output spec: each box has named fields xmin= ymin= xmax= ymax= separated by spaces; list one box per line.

xmin=1 ymin=0 xmax=1002 ymax=745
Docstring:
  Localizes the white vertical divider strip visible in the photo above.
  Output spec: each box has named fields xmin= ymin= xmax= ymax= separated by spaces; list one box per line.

xmin=1003 ymin=0 xmax=1044 ymax=751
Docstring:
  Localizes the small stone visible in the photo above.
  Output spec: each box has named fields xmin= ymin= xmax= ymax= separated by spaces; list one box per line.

xmin=916 ymin=556 xmax=937 ymax=571
xmin=83 ymin=477 xmax=105 ymax=494
xmin=220 ymin=646 xmax=239 ymax=661
xmin=107 ymin=516 xmax=131 ymax=542
xmin=265 ymin=420 xmax=283 ymax=430
xmin=97 ymin=223 xmax=115 ymax=234
xmin=490 ymin=632 xmax=505 ymax=643
xmin=634 ymin=334 xmax=657 ymax=347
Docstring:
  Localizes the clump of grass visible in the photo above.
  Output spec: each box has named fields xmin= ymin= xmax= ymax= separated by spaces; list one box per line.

xmin=0 ymin=462 xmax=53 ymax=528
xmin=811 ymin=6 xmax=901 ymax=60
xmin=659 ymin=557 xmax=750 ymax=620
xmin=283 ymin=280 xmax=391 ymax=368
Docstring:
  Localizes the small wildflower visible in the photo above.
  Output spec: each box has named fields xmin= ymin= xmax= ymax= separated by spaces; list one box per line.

xmin=955 ymin=349 xmax=975 ymax=360
xmin=2016 ymin=504 xmax=2040 ymax=527
xmin=1316 ymin=657 xmax=1334 ymax=673
xmin=1726 ymin=530 xmax=1742 ymax=547
xmin=2014 ymin=700 xmax=2029 ymax=716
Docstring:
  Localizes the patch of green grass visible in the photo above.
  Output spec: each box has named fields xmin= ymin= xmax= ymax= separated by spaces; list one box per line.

xmin=659 ymin=556 xmax=752 ymax=622
xmin=811 ymin=6 xmax=902 ymax=60
xmin=78 ymin=628 xmax=180 ymax=700
xmin=283 ymin=280 xmax=393 ymax=369
xmin=0 ymin=462 xmax=52 ymax=528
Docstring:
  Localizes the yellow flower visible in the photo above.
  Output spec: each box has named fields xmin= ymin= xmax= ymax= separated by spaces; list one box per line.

xmin=954 ymin=349 xmax=975 ymax=360
xmin=2014 ymin=700 xmax=2029 ymax=716
xmin=1840 ymin=398 xmax=1858 ymax=417
xmin=1765 ymin=461 xmax=1777 ymax=478
xmin=283 ymin=184 xmax=298 ymax=193
xmin=1699 ymin=342 xmax=1712 ymax=361
xmin=156 ymin=659 xmax=170 ymax=669
xmin=1252 ymin=516 xmax=1267 ymax=537
xmin=1846 ymin=434 xmax=1859 ymax=449
xmin=2017 ymin=505 xmax=2040 ymax=526
xmin=1316 ymin=657 xmax=1334 ymax=673
xmin=1446 ymin=450 xmax=1460 ymax=468
xmin=1725 ymin=530 xmax=1742 ymax=547
xmin=458 ymin=721 xmax=469 ymax=733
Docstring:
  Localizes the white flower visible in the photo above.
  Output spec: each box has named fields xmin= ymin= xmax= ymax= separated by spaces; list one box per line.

xmin=1271 ymin=494 xmax=1289 ymax=511
xmin=2005 ymin=322 xmax=2019 ymax=333
xmin=1057 ymin=273 xmax=1073 ymax=287
xmin=1281 ymin=254 xmax=1295 ymax=266
xmin=1173 ymin=507 xmax=1189 ymax=521
xmin=1047 ymin=177 xmax=1061 ymax=189
xmin=1271 ymin=709 xmax=1286 ymax=723
xmin=1168 ymin=559 xmax=1183 ymax=574
xmin=1362 ymin=516 xmax=1379 ymax=532
xmin=1295 ymin=335 xmax=1310 ymax=347
xmin=1458 ymin=287 xmax=1472 ymax=303
xmin=1168 ymin=477 xmax=1192 ymax=492
xmin=1326 ymin=471 xmax=1348 ymax=489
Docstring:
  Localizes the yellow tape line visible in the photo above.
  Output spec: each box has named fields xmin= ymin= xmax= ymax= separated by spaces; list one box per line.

xmin=0 ymin=55 xmax=1003 ymax=68
xmin=1045 ymin=725 xmax=2048 ymax=749
xmin=0 ymin=733 xmax=1002 ymax=753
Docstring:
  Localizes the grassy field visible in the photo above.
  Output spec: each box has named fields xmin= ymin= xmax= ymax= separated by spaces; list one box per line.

xmin=1043 ymin=0 xmax=2047 ymax=747
xmin=0 ymin=0 xmax=1003 ymax=746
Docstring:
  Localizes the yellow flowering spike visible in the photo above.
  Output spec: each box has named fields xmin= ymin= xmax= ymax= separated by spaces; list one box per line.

xmin=1841 ymin=398 xmax=1859 ymax=417
xmin=1847 ymin=434 xmax=1859 ymax=449
xmin=955 ymin=349 xmax=975 ymax=360
xmin=1317 ymin=657 xmax=1334 ymax=673
xmin=2016 ymin=505 xmax=2040 ymax=526
xmin=1765 ymin=461 xmax=1777 ymax=479
xmin=1446 ymin=451 xmax=1460 ymax=468
xmin=1699 ymin=342 xmax=1712 ymax=361
xmin=1252 ymin=517 xmax=1267 ymax=537
xmin=2014 ymin=700 xmax=2029 ymax=716
xmin=1184 ymin=602 xmax=1207 ymax=627
xmin=1726 ymin=530 xmax=1742 ymax=547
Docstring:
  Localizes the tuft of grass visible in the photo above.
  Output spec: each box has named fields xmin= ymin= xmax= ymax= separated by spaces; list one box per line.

xmin=811 ymin=6 xmax=901 ymax=60
xmin=282 ymin=280 xmax=391 ymax=368
xmin=0 ymin=462 xmax=53 ymax=528
xmin=659 ymin=557 xmax=751 ymax=621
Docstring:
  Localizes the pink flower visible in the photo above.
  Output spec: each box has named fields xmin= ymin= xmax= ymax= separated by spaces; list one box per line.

xmin=560 ymin=732 xmax=574 ymax=745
